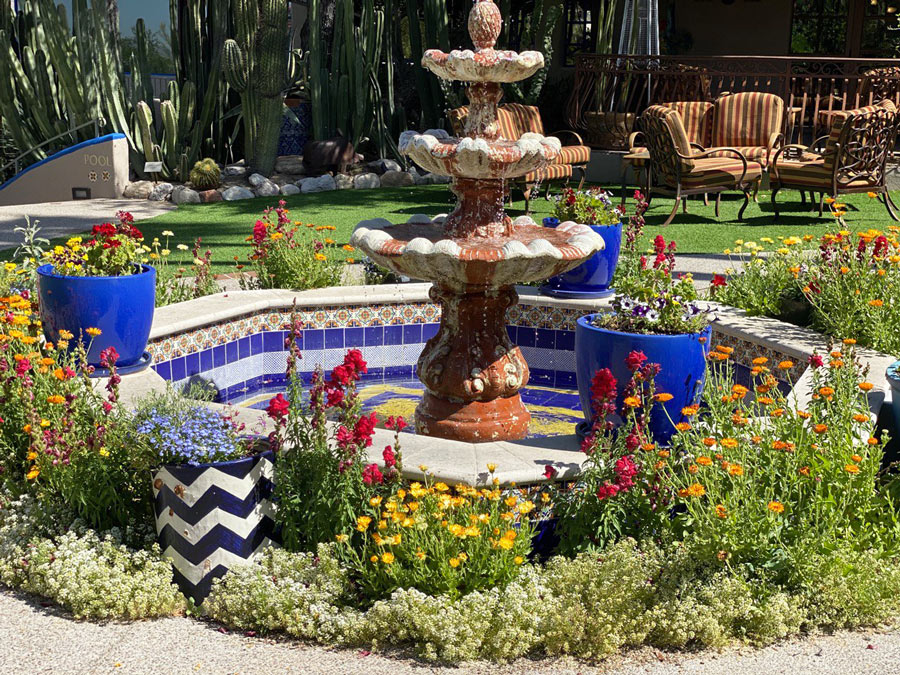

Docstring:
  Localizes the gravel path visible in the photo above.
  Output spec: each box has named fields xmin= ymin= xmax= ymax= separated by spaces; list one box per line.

xmin=0 ymin=590 xmax=897 ymax=675
xmin=0 ymin=199 xmax=174 ymax=250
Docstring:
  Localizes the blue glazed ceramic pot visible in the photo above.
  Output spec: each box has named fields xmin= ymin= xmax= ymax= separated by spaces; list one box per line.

xmin=575 ymin=314 xmax=712 ymax=445
xmin=541 ymin=219 xmax=622 ymax=299
xmin=151 ymin=449 xmax=277 ymax=604
xmin=37 ymin=263 xmax=155 ymax=368
xmin=888 ymin=361 xmax=900 ymax=436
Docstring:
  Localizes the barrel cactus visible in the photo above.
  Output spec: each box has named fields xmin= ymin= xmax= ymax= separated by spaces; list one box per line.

xmin=189 ymin=158 xmax=221 ymax=190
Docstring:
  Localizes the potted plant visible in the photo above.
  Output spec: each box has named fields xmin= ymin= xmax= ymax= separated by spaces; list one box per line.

xmin=575 ymin=235 xmax=712 ymax=445
xmin=541 ymin=188 xmax=623 ymax=298
xmin=138 ymin=394 xmax=276 ymax=604
xmin=37 ymin=211 xmax=155 ymax=372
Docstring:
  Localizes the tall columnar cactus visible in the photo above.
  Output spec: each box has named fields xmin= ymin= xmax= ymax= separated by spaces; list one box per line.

xmin=405 ymin=0 xmax=451 ymax=129
xmin=500 ymin=0 xmax=563 ymax=105
xmin=223 ymin=0 xmax=293 ymax=176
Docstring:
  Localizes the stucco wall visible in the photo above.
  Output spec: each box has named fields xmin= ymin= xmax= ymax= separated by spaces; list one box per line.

xmin=0 ymin=135 xmax=129 ymax=207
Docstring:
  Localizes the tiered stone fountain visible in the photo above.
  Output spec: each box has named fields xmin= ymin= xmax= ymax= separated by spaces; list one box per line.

xmin=351 ymin=0 xmax=604 ymax=443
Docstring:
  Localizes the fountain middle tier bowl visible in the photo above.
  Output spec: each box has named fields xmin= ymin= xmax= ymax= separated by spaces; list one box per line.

xmin=422 ymin=48 xmax=544 ymax=83
xmin=350 ymin=215 xmax=605 ymax=290
xmin=399 ymin=129 xmax=560 ymax=180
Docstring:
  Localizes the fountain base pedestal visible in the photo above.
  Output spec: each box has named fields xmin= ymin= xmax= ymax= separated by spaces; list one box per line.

xmin=415 ymin=391 xmax=531 ymax=443
xmin=414 ymin=284 xmax=531 ymax=443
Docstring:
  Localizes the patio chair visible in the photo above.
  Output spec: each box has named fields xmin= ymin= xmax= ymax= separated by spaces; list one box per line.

xmin=770 ymin=101 xmax=900 ymax=221
xmin=448 ymin=103 xmax=590 ymax=211
xmin=814 ymin=66 xmax=900 ymax=139
xmin=641 ymin=104 xmax=763 ymax=226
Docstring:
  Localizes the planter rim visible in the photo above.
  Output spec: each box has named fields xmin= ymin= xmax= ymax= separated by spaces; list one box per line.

xmin=156 ymin=445 xmax=274 ymax=472
xmin=576 ymin=313 xmax=712 ymax=340
xmin=888 ymin=360 xmax=900 ymax=384
xmin=543 ymin=218 xmax=622 ymax=229
xmin=37 ymin=262 xmax=154 ymax=281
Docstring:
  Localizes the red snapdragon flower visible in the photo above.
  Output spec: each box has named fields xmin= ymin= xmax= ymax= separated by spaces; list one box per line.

xmin=362 ymin=463 xmax=384 ymax=485
xmin=265 ymin=393 xmax=290 ymax=420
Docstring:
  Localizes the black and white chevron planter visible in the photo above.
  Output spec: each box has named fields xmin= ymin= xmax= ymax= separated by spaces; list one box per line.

xmin=151 ymin=449 xmax=277 ymax=603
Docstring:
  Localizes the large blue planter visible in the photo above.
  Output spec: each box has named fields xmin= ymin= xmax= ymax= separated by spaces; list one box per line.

xmin=37 ymin=263 xmax=155 ymax=369
xmin=151 ymin=449 xmax=277 ymax=604
xmin=888 ymin=361 xmax=900 ymax=436
xmin=541 ymin=220 xmax=622 ymax=298
xmin=575 ymin=314 xmax=712 ymax=445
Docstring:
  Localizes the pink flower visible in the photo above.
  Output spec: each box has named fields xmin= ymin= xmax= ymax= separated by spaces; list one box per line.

xmin=624 ymin=350 xmax=647 ymax=372
xmin=336 ymin=425 xmax=353 ymax=448
xmin=711 ymin=274 xmax=727 ymax=288
xmin=362 ymin=463 xmax=384 ymax=485
xmin=382 ymin=445 xmax=396 ymax=468
xmin=265 ymin=393 xmax=290 ymax=421
xmin=543 ymin=465 xmax=558 ymax=480
xmin=99 ymin=347 xmax=118 ymax=369
xmin=596 ymin=482 xmax=620 ymax=500
xmin=808 ymin=354 xmax=824 ymax=368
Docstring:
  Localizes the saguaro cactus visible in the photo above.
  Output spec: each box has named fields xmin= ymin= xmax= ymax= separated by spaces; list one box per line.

xmin=224 ymin=0 xmax=293 ymax=176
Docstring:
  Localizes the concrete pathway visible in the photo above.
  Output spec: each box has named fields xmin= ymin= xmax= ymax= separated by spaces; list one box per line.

xmin=0 ymin=590 xmax=897 ymax=674
xmin=0 ymin=199 xmax=174 ymax=250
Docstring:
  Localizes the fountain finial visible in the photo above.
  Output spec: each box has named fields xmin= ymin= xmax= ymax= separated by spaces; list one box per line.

xmin=468 ymin=0 xmax=502 ymax=50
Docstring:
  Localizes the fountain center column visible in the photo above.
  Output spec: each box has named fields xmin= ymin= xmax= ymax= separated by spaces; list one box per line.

xmin=415 ymin=284 xmax=531 ymax=442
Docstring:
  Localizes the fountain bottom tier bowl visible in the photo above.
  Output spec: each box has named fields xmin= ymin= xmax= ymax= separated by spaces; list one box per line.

xmin=350 ymin=214 xmax=604 ymax=442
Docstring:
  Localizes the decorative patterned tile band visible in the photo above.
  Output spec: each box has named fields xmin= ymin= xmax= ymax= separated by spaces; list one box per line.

xmin=149 ymin=300 xmax=802 ymax=399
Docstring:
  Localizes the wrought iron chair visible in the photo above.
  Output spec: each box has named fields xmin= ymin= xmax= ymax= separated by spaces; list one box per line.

xmin=770 ymin=103 xmax=900 ymax=221
xmin=641 ymin=105 xmax=763 ymax=226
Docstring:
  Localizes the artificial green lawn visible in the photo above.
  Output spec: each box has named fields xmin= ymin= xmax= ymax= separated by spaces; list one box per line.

xmin=11 ymin=185 xmax=898 ymax=275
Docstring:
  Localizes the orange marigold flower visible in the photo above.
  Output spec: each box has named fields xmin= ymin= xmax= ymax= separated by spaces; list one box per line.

xmin=814 ymin=423 xmax=828 ymax=433
xmin=715 ymin=345 xmax=734 ymax=355
xmin=819 ymin=387 xmax=835 ymax=397
xmin=868 ymin=437 xmax=880 ymax=445
xmin=751 ymin=435 xmax=762 ymax=444
xmin=756 ymin=396 xmax=774 ymax=405
xmin=46 ymin=395 xmax=65 ymax=405
xmin=720 ymin=438 xmax=739 ymax=449
xmin=842 ymin=338 xmax=857 ymax=345
xmin=853 ymin=413 xmax=869 ymax=423
xmin=641 ymin=443 xmax=656 ymax=451
xmin=654 ymin=460 xmax=665 ymax=470
xmin=778 ymin=360 xmax=794 ymax=370
xmin=674 ymin=422 xmax=692 ymax=432
xmin=830 ymin=359 xmax=844 ymax=368
xmin=654 ymin=392 xmax=674 ymax=402
xmin=770 ymin=408 xmax=785 ymax=418
xmin=688 ymin=464 xmax=699 ymax=474
xmin=869 ymin=299 xmax=884 ymax=307
xmin=731 ymin=384 xmax=749 ymax=397
xmin=767 ymin=501 xmax=785 ymax=514
xmin=624 ymin=396 xmax=641 ymax=407
xmin=658 ymin=449 xmax=671 ymax=458
xmin=844 ymin=464 xmax=860 ymax=474
xmin=798 ymin=466 xmax=810 ymax=476
xmin=678 ymin=483 xmax=706 ymax=498
xmin=702 ymin=437 xmax=717 ymax=447
xmin=681 ymin=405 xmax=699 ymax=417
xmin=797 ymin=410 xmax=811 ymax=419
xmin=715 ymin=453 xmax=724 ymax=460
xmin=728 ymin=464 xmax=744 ymax=477
xmin=830 ymin=351 xmax=843 ymax=359
xmin=715 ymin=504 xmax=727 ymax=519
xmin=851 ymin=454 xmax=862 ymax=462
xmin=858 ymin=382 xmax=874 ymax=392
xmin=697 ymin=456 xmax=712 ymax=466
xmin=752 ymin=357 xmax=768 ymax=365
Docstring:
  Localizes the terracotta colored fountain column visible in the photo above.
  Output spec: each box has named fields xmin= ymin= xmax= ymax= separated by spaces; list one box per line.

xmin=416 ymin=285 xmax=530 ymax=442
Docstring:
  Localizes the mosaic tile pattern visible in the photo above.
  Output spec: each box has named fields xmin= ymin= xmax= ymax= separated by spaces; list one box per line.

xmin=239 ymin=379 xmax=584 ymax=439
xmin=149 ymin=300 xmax=803 ymax=399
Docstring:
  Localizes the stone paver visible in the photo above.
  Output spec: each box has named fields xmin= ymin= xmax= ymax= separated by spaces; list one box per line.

xmin=0 ymin=199 xmax=175 ymax=250
xmin=0 ymin=590 xmax=897 ymax=674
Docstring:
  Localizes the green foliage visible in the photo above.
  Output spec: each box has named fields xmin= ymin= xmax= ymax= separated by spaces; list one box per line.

xmin=224 ymin=0 xmax=296 ymax=175
xmin=500 ymin=0 xmax=563 ymax=105
xmin=309 ymin=0 xmax=400 ymax=159
xmin=551 ymin=187 xmax=620 ymax=225
xmin=188 ymin=157 xmax=221 ymax=190
xmin=0 ymin=493 xmax=184 ymax=620
xmin=337 ymin=471 xmax=537 ymax=600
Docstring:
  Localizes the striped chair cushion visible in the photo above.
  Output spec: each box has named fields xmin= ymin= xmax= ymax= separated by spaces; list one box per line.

xmin=822 ymin=99 xmax=897 ymax=170
xmin=705 ymin=145 xmax=770 ymax=165
xmin=557 ymin=145 xmax=591 ymax=165
xmin=625 ymin=148 xmax=650 ymax=168
xmin=643 ymin=104 xmax=696 ymax=172
xmin=712 ymin=92 xmax=784 ymax=148
xmin=662 ymin=101 xmax=714 ymax=146
xmin=770 ymin=158 xmax=878 ymax=188
xmin=525 ymin=164 xmax=573 ymax=182
xmin=681 ymin=157 xmax=763 ymax=188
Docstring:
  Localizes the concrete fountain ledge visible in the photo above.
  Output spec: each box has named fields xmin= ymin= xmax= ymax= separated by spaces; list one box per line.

xmin=109 ymin=284 xmax=897 ymax=487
